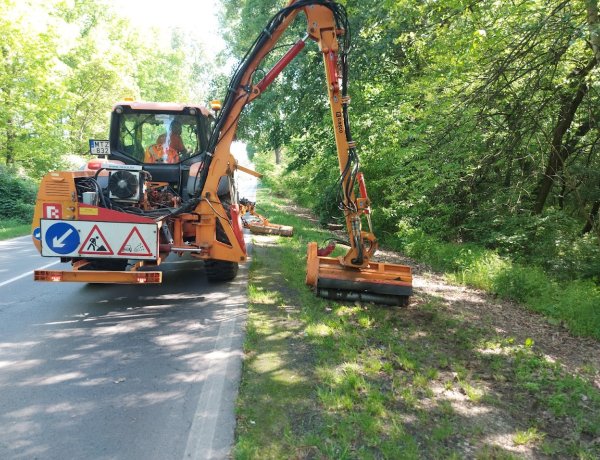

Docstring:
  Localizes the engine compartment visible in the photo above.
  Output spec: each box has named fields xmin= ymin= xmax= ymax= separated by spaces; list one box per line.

xmin=75 ymin=164 xmax=183 ymax=220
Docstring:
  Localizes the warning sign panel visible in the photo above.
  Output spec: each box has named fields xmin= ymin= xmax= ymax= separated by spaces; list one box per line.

xmin=118 ymin=227 xmax=152 ymax=257
xmin=40 ymin=220 xmax=158 ymax=260
xmin=79 ymin=224 xmax=114 ymax=255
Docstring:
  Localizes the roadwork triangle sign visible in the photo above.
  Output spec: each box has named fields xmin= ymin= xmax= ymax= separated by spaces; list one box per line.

xmin=118 ymin=227 xmax=152 ymax=257
xmin=79 ymin=224 xmax=114 ymax=255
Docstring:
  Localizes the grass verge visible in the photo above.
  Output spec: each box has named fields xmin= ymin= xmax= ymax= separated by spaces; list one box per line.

xmin=235 ymin=189 xmax=600 ymax=459
xmin=0 ymin=219 xmax=30 ymax=240
xmin=385 ymin=228 xmax=600 ymax=341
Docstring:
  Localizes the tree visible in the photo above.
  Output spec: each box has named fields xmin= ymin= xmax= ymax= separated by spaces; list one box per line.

xmin=0 ymin=0 xmax=65 ymax=172
xmin=0 ymin=0 xmax=214 ymax=178
xmin=218 ymin=0 xmax=600 ymax=279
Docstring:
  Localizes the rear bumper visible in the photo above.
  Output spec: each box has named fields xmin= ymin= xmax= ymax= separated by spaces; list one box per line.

xmin=34 ymin=269 xmax=162 ymax=284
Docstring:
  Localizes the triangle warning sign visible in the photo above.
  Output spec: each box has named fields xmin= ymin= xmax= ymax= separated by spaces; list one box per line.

xmin=118 ymin=227 xmax=152 ymax=257
xmin=79 ymin=224 xmax=114 ymax=255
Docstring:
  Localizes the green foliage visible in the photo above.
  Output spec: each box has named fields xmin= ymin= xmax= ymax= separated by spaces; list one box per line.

xmin=0 ymin=0 xmax=219 ymax=220
xmin=492 ymin=266 xmax=552 ymax=304
xmin=0 ymin=166 xmax=37 ymax=223
xmin=536 ymin=280 xmax=600 ymax=338
xmin=251 ymin=149 xmax=280 ymax=191
xmin=0 ymin=0 xmax=215 ymax=180
xmin=220 ymin=0 xmax=600 ymax=346
xmin=0 ymin=0 xmax=66 ymax=173
xmin=468 ymin=209 xmax=600 ymax=281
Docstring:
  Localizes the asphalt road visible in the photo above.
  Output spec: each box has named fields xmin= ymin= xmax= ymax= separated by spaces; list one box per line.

xmin=0 ymin=235 xmax=248 ymax=460
xmin=0 ymin=152 xmax=257 ymax=460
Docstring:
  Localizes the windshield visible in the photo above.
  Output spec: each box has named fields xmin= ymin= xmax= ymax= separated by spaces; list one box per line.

xmin=117 ymin=113 xmax=202 ymax=164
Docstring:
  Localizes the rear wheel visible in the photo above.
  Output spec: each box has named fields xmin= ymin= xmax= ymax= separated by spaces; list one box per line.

xmin=204 ymin=259 xmax=239 ymax=282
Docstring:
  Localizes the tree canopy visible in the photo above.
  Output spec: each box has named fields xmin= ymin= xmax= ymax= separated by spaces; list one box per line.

xmin=0 ymin=0 xmax=213 ymax=177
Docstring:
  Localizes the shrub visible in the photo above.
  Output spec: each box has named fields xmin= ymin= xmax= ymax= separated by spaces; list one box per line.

xmin=492 ymin=265 xmax=553 ymax=305
xmin=457 ymin=252 xmax=510 ymax=291
xmin=394 ymin=221 xmax=600 ymax=340
xmin=553 ymin=281 xmax=600 ymax=338
xmin=0 ymin=166 xmax=37 ymax=223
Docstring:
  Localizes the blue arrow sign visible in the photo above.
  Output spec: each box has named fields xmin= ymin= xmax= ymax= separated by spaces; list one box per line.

xmin=33 ymin=227 xmax=41 ymax=240
xmin=45 ymin=222 xmax=80 ymax=255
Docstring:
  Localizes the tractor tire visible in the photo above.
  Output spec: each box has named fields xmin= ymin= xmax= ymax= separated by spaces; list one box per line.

xmin=204 ymin=259 xmax=239 ymax=282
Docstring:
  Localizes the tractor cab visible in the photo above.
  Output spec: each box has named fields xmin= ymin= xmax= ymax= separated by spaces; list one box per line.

xmin=102 ymin=101 xmax=214 ymax=192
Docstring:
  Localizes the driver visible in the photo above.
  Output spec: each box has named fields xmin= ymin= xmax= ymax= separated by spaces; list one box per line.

xmin=144 ymin=120 xmax=186 ymax=163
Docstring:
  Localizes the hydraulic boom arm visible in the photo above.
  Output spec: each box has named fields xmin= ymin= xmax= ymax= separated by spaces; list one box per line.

xmin=198 ymin=0 xmax=373 ymax=266
xmin=196 ymin=0 xmax=412 ymax=304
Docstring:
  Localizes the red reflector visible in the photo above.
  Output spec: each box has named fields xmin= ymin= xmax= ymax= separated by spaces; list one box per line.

xmin=136 ymin=273 xmax=161 ymax=283
xmin=86 ymin=160 xmax=103 ymax=170
xmin=36 ymin=270 xmax=63 ymax=281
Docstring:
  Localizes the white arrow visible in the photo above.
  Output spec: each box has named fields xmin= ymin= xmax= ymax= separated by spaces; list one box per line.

xmin=52 ymin=229 xmax=74 ymax=248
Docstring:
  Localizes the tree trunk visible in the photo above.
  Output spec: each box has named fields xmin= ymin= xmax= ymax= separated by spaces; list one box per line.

xmin=5 ymin=117 xmax=14 ymax=166
xmin=274 ymin=146 xmax=281 ymax=165
xmin=582 ymin=200 xmax=600 ymax=234
xmin=580 ymin=1 xmax=600 ymax=238
xmin=587 ymin=1 xmax=600 ymax=62
xmin=533 ymin=58 xmax=596 ymax=214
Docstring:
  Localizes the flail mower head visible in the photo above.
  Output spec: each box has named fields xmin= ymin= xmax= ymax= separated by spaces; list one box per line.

xmin=305 ymin=242 xmax=413 ymax=306
xmin=240 ymin=198 xmax=294 ymax=237
xmin=246 ymin=221 xmax=294 ymax=237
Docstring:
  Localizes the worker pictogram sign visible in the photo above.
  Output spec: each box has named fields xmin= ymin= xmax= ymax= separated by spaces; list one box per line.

xmin=117 ymin=227 xmax=152 ymax=257
xmin=79 ymin=224 xmax=114 ymax=255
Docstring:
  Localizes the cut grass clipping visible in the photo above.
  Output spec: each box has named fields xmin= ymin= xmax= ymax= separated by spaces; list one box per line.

xmin=235 ymin=189 xmax=600 ymax=459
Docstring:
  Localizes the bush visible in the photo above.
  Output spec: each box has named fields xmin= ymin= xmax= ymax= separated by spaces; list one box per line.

xmin=457 ymin=252 xmax=509 ymax=291
xmin=552 ymin=281 xmax=600 ymax=337
xmin=0 ymin=166 xmax=37 ymax=223
xmin=393 ymin=221 xmax=600 ymax=340
xmin=492 ymin=265 xmax=553 ymax=305
xmin=467 ymin=208 xmax=599 ymax=282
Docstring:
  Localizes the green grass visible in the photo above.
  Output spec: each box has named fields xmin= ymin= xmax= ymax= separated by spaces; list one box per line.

xmin=513 ymin=427 xmax=545 ymax=446
xmin=0 ymin=219 xmax=30 ymax=240
xmin=235 ymin=188 xmax=600 ymax=459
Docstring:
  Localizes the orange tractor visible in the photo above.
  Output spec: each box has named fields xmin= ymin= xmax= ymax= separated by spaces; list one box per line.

xmin=31 ymin=0 xmax=412 ymax=305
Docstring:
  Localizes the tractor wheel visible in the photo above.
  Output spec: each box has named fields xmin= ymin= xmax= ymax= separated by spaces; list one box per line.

xmin=204 ymin=259 xmax=239 ymax=282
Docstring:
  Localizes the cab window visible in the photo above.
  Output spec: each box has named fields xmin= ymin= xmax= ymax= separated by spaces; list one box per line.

xmin=117 ymin=113 xmax=201 ymax=164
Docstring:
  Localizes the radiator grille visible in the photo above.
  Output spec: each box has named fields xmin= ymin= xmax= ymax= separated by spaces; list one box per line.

xmin=45 ymin=182 xmax=71 ymax=198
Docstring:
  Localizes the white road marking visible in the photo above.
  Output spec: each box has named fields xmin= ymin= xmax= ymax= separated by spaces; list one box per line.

xmin=0 ymin=261 xmax=60 ymax=287
xmin=183 ymin=243 xmax=251 ymax=460
xmin=182 ymin=304 xmax=242 ymax=460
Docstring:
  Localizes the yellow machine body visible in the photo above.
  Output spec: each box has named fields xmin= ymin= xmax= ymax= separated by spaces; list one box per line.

xmin=31 ymin=102 xmax=247 ymax=284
